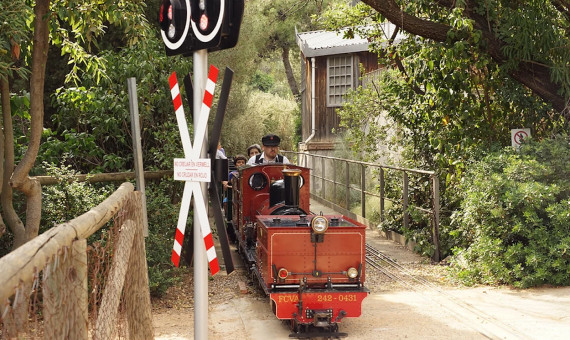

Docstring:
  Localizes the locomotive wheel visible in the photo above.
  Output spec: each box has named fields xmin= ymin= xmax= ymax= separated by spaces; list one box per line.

xmin=288 ymin=322 xmax=347 ymax=339
xmin=289 ymin=319 xmax=297 ymax=332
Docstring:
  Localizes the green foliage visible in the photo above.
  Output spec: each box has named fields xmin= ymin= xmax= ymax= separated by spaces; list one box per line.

xmin=42 ymin=37 xmax=193 ymax=295
xmin=49 ymin=0 xmax=152 ymax=85
xmin=483 ymin=2 xmax=570 ymax=97
xmin=144 ymin=180 xmax=185 ymax=297
xmin=45 ymin=39 xmax=191 ymax=173
xmin=450 ymin=136 xmax=570 ymax=287
xmin=323 ymin=0 xmax=568 ymax=185
xmin=332 ymin=26 xmax=566 ymax=256
xmin=220 ymin=84 xmax=299 ymax=155
xmin=0 ymin=0 xmax=31 ymax=81
xmin=40 ymin=161 xmax=112 ymax=231
xmin=258 ymin=0 xmax=329 ymax=53
xmin=249 ymin=71 xmax=275 ymax=93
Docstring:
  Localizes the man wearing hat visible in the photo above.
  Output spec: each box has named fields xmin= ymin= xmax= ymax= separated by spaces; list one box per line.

xmin=247 ymin=134 xmax=290 ymax=165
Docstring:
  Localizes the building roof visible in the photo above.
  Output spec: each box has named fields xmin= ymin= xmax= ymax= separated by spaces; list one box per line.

xmin=296 ymin=23 xmax=405 ymax=58
xmin=296 ymin=29 xmax=369 ymax=57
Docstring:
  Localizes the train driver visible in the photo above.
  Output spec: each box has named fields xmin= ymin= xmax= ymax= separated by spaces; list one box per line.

xmin=247 ymin=134 xmax=290 ymax=165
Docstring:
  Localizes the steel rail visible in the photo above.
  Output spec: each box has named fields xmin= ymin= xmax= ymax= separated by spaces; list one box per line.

xmin=364 ymin=243 xmax=531 ymax=340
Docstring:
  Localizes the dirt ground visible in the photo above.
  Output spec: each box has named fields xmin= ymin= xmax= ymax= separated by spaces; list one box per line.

xmin=151 ymin=229 xmax=570 ymax=340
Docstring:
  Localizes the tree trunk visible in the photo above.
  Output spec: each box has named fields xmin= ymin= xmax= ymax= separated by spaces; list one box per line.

xmin=9 ymin=0 xmax=51 ymax=248
xmin=0 ymin=78 xmax=8 ymax=239
xmin=282 ymin=46 xmax=300 ymax=100
xmin=362 ymin=0 xmax=567 ymax=113
xmin=1 ymin=74 xmax=25 ymax=246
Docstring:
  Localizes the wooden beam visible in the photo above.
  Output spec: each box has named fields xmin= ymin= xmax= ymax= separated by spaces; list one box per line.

xmin=35 ymin=170 xmax=173 ymax=186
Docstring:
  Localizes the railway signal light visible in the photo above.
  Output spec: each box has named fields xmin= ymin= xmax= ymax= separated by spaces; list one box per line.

xmin=159 ymin=0 xmax=191 ymax=56
xmin=159 ymin=0 xmax=244 ymax=56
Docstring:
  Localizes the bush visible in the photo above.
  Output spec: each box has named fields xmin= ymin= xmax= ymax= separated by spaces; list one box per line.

xmin=144 ymin=179 xmax=185 ymax=297
xmin=450 ymin=136 xmax=570 ymax=287
xmin=40 ymin=161 xmax=112 ymax=230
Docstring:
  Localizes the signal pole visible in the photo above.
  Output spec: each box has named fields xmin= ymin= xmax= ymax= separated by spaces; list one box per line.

xmin=193 ymin=49 xmax=209 ymax=339
xmin=158 ymin=2 xmax=245 ymax=338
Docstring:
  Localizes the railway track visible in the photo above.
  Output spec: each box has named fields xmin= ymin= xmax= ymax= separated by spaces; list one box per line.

xmin=365 ymin=243 xmax=532 ymax=340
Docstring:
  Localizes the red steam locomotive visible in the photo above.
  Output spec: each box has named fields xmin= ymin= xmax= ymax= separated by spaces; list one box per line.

xmin=227 ymin=163 xmax=369 ymax=338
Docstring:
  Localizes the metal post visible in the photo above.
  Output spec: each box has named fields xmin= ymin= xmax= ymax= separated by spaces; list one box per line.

xmin=431 ymin=175 xmax=441 ymax=262
xmin=361 ymin=164 xmax=366 ymax=218
xmin=127 ymin=78 xmax=149 ymax=237
xmin=333 ymin=160 xmax=337 ymax=205
xmin=321 ymin=157 xmax=325 ymax=200
xmin=379 ymin=168 xmax=385 ymax=223
xmin=193 ymin=49 xmax=208 ymax=340
xmin=310 ymin=154 xmax=314 ymax=194
xmin=403 ymin=172 xmax=409 ymax=230
xmin=345 ymin=161 xmax=350 ymax=211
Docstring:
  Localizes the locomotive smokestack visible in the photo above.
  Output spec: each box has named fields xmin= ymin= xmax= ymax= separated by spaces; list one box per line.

xmin=283 ymin=169 xmax=302 ymax=207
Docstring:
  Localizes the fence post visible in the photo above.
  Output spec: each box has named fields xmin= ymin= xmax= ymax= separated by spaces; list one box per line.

xmin=125 ymin=220 xmax=154 ymax=339
xmin=431 ymin=175 xmax=441 ymax=262
xmin=345 ymin=161 xmax=350 ymax=211
xmin=361 ymin=163 xmax=366 ymax=218
xmin=403 ymin=172 xmax=409 ymax=230
xmin=43 ymin=249 xmax=65 ymax=339
xmin=71 ymin=239 xmax=89 ymax=340
xmin=379 ymin=168 xmax=384 ymax=223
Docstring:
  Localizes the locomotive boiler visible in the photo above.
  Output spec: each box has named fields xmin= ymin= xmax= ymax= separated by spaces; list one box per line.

xmin=227 ymin=163 xmax=369 ymax=338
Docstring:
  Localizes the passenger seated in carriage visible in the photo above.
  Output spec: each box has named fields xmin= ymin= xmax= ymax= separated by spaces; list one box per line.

xmin=247 ymin=134 xmax=290 ymax=165
xmin=246 ymin=144 xmax=261 ymax=158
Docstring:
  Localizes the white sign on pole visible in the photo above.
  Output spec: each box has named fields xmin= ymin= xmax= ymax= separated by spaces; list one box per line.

xmin=173 ymin=158 xmax=211 ymax=182
xmin=511 ymin=128 xmax=531 ymax=149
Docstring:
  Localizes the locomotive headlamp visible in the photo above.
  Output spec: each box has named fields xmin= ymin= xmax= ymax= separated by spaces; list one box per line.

xmin=347 ymin=267 xmax=359 ymax=279
xmin=278 ymin=268 xmax=289 ymax=280
xmin=311 ymin=216 xmax=329 ymax=234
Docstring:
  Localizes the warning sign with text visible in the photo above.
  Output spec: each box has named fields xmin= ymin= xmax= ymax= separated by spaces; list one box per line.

xmin=174 ymin=158 xmax=211 ymax=182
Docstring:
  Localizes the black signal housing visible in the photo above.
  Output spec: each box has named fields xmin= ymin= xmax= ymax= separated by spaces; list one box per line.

xmin=159 ymin=0 xmax=244 ymax=55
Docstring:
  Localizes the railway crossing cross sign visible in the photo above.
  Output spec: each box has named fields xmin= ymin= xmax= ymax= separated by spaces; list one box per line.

xmin=169 ymin=65 xmax=220 ymax=275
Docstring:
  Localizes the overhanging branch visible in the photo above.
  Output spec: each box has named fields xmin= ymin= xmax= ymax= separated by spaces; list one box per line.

xmin=361 ymin=0 xmax=567 ymax=112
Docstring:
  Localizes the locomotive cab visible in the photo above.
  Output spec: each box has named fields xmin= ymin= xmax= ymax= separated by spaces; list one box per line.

xmin=231 ymin=164 xmax=310 ymax=250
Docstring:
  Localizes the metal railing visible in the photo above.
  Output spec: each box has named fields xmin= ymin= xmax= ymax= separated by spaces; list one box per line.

xmin=283 ymin=151 xmax=440 ymax=261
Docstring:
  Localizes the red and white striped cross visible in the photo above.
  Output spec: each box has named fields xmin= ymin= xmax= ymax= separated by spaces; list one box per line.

xmin=169 ymin=65 xmax=220 ymax=275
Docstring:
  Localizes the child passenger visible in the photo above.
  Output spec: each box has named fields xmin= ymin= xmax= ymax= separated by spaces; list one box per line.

xmin=223 ymin=154 xmax=247 ymax=189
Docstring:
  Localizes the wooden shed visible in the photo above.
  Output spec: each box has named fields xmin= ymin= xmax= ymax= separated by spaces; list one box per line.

xmin=295 ymin=25 xmax=403 ymax=153
xmin=296 ymin=28 xmax=377 ymax=152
